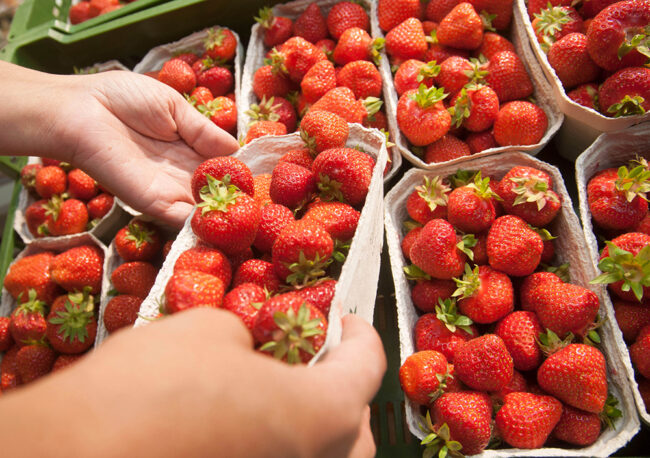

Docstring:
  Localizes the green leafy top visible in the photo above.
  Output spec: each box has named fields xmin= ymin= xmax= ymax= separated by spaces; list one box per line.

xmin=618 ymin=25 xmax=650 ymax=62
xmin=435 ymin=298 xmax=473 ymax=335
xmin=197 ymin=174 xmax=242 ymax=214
xmin=16 ymin=289 xmax=47 ymax=317
xmin=204 ymin=27 xmax=227 ymax=50
xmin=48 ymin=288 xmax=96 ymax=344
xmin=125 ymin=221 xmax=155 ymax=249
xmin=245 ymin=95 xmax=281 ymax=125
xmin=452 ymin=264 xmax=480 ymax=299
xmin=614 ymin=160 xmax=650 ymax=201
xmin=254 ymin=6 xmax=274 ymax=28
xmin=418 ymin=61 xmax=441 ymax=82
xmin=409 ymin=84 xmax=448 ymax=109
xmin=510 ymin=176 xmax=559 ymax=210
xmin=419 ymin=414 xmax=464 ymax=458
xmin=591 ymin=242 xmax=650 ymax=301
xmin=415 ymin=176 xmax=451 ymax=212
xmin=285 ymin=251 xmax=332 ymax=287
xmin=537 ymin=328 xmax=574 ymax=356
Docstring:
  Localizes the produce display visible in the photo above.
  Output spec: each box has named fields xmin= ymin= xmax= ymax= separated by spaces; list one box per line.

xmin=69 ymin=0 xmax=138 ymax=24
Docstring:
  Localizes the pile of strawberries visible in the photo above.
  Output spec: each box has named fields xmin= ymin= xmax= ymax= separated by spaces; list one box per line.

xmin=586 ymin=157 xmax=650 ymax=411
xmin=148 ymin=27 xmax=238 ymax=136
xmin=380 ymin=0 xmax=548 ymax=164
xmin=69 ymin=0 xmax=136 ymax=24
xmin=0 ymin=244 xmax=104 ymax=391
xmin=398 ymin=165 xmax=620 ymax=453
xmin=246 ymin=2 xmax=390 ymax=149
xmin=530 ymin=0 xmax=650 ymax=117
xmin=159 ymin=125 xmax=376 ymax=363
xmin=20 ymin=160 xmax=114 ymax=238
xmin=102 ymin=220 xmax=172 ymax=335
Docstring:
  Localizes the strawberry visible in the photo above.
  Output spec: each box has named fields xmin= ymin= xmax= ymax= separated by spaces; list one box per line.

xmin=397 ymin=85 xmax=451 ymax=146
xmin=336 ymin=61 xmax=382 ymax=99
xmin=437 ymin=3 xmax=484 ymax=50
xmin=272 ymin=219 xmax=333 ymax=286
xmin=174 ymin=245 xmax=232 ymax=287
xmin=252 ymin=65 xmax=292 ymax=100
xmin=449 ymin=85 xmax=499 ymax=132
xmin=191 ymin=175 xmax=261 ymax=256
xmin=251 ymin=204 xmax=295 ymax=254
xmin=424 ymin=134 xmax=471 ymax=163
xmin=426 ymin=0 xmax=461 ymax=22
xmin=303 ymin=201 xmax=360 ymax=242
xmin=378 ymin=0 xmax=422 ymax=32
xmin=15 ymin=343 xmax=56 ymax=384
xmin=300 ymin=60 xmax=336 ymax=104
xmin=520 ymin=271 xmax=563 ymax=312
xmin=528 ymin=0 xmax=572 ymax=17
xmin=4 ymin=252 xmax=60 ymax=304
xmin=222 ymin=282 xmax=267 ymax=330
xmin=67 ymin=168 xmax=98 ymax=201
xmin=103 ymin=295 xmax=142 ymax=333
xmin=466 ymin=130 xmax=497 ymax=154
xmin=613 ymin=299 xmax=650 ymax=341
xmin=188 ymin=86 xmax=214 ymax=108
xmin=308 ymin=87 xmax=377 ymax=124
xmin=476 ymin=32 xmax=516 ymax=59
xmin=279 ymin=148 xmax=313 ymax=169
xmin=255 ymin=7 xmax=293 ymax=48
xmin=532 ymin=6 xmax=584 ymax=47
xmin=493 ymin=101 xmax=548 ymax=147
xmin=568 ymin=82 xmax=600 ymax=110
xmin=269 ymin=162 xmax=316 ymax=210
xmin=491 ymin=368 xmax=528 ymax=400
xmin=447 ymin=173 xmax=498 ymax=233
xmin=0 ymin=317 xmax=12 ymax=351
xmin=469 ymin=232 xmax=489 ymax=264
xmin=495 ymin=310 xmax=543 ymax=371
xmin=35 ymin=166 xmax=66 ymax=199
xmin=196 ymin=67 xmax=233 ymax=97
xmin=411 ymin=279 xmax=456 ymax=313
xmin=0 ymin=346 xmax=22 ymax=390
xmin=88 ymin=0 xmax=118 ymax=16
xmin=43 ymin=197 xmax=89 ymax=236
xmin=164 ymin=270 xmax=225 ymax=314
xmin=581 ymin=0 xmax=620 ymax=18
xmin=333 ymin=27 xmax=382 ymax=66
xmin=454 ymin=333 xmax=513 ymax=391
xmin=487 ymin=215 xmax=543 ymax=276
xmin=69 ymin=2 xmax=92 ymax=23
xmin=204 ymin=27 xmax=237 ymax=62
xmin=436 ymin=56 xmax=484 ymax=98
xmin=553 ymin=404 xmax=603 ymax=446
xmin=87 ymin=193 xmax=114 ymax=220
xmin=312 ymin=148 xmax=374 ymax=206
xmin=402 ymin=226 xmax=423 ymax=261
xmin=548 ymin=33 xmax=600 ymax=89
xmin=399 ymin=350 xmax=450 ymax=405
xmin=299 ymin=109 xmax=349 ymax=154
xmin=406 ymin=176 xmax=450 ymax=224
xmin=485 ymin=51 xmax=534 ymax=103
xmin=454 ymin=264 xmax=514 ymax=324
xmin=277 ymin=37 xmax=327 ymax=83
xmin=25 ymin=200 xmax=50 ymax=238
xmin=9 ymin=289 xmax=48 ymax=345
xmin=199 ymin=96 xmax=237 ymax=134
xmin=50 ymin=244 xmax=104 ymax=294
xmin=253 ymin=293 xmax=327 ymax=364
xmin=631 ymin=326 xmax=650 ymax=378
xmin=410 ymin=219 xmax=467 ymax=279
xmin=598 ymin=67 xmax=650 ymax=117
xmin=385 ymin=18 xmax=428 ymax=61
xmin=192 ymin=156 xmax=254 ymax=202
xmin=174 ymin=53 xmax=199 ymax=67
xmin=115 ymin=221 xmax=162 ymax=262
xmin=293 ymin=279 xmax=337 ymax=316
xmin=468 ymin=0 xmax=513 ymax=30
xmin=47 ymin=290 xmax=97 ymax=354
xmin=327 ymin=1 xmax=369 ymax=40
xmin=20 ymin=163 xmax=42 ymax=196
xmin=425 ymin=42 xmax=470 ymax=64
xmin=315 ymin=38 xmax=336 ymax=55
xmin=496 ymin=392 xmax=563 ymax=449
xmin=232 ymin=259 xmax=281 ymax=293
xmin=111 ymin=262 xmax=157 ymax=298
xmin=245 ymin=120 xmax=287 ymax=143
xmin=292 ymin=3 xmax=328 ymax=44
xmin=586 ymin=0 xmax=650 ymax=72
xmin=538 ymin=343 xmax=608 ymax=413
xmin=633 ymin=212 xmax=650 ymax=234
xmin=394 ymin=59 xmax=439 ymax=96
xmin=158 ymin=58 xmax=196 ymax=94
xmin=52 ymin=354 xmax=83 ymax=372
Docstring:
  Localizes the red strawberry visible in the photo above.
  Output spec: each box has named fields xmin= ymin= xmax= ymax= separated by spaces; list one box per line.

xmin=0 ymin=346 xmax=22 ymax=390
xmin=253 ymin=292 xmax=327 ymax=363
xmin=47 ymin=290 xmax=97 ymax=354
xmin=466 ymin=130 xmax=497 ymax=154
xmin=337 ymin=61 xmax=382 ymax=99
xmin=492 ymin=368 xmax=528 ymax=400
xmin=15 ymin=343 xmax=56 ymax=383
xmin=188 ymin=86 xmax=214 ymax=108
xmin=599 ymin=67 xmax=650 ymax=117
xmin=454 ymin=334 xmax=513 ymax=391
xmin=538 ymin=344 xmax=608 ymax=413
xmin=9 ymin=289 xmax=48 ymax=345
xmin=633 ymin=212 xmax=650 ymax=234
xmin=293 ymin=279 xmax=337 ymax=316
xmin=158 ymin=58 xmax=196 ymax=94
xmin=174 ymin=245 xmax=232 ymax=287
xmin=174 ymin=52 xmax=199 ymax=67
xmin=255 ymin=7 xmax=293 ymax=48
xmin=279 ymin=148 xmax=313 ymax=169
xmin=196 ymin=67 xmax=233 ymax=97
xmin=436 ymin=56 xmax=480 ymax=98
xmin=532 ymin=6 xmax=584 ymax=47
xmin=44 ymin=197 xmax=89 ymax=236
xmin=548 ymin=33 xmax=600 ymax=89
xmin=568 ymin=83 xmax=600 ymax=110
xmin=447 ymin=173 xmax=498 ymax=233
xmin=69 ymin=2 xmax=92 ymax=23
xmin=406 ymin=176 xmax=450 ymax=224
xmin=232 ymin=259 xmax=281 ymax=293
xmin=293 ymin=3 xmax=328 ymax=43
xmin=520 ymin=271 xmax=563 ymax=312
xmin=333 ymin=27 xmax=382 ymax=66
xmin=222 ymin=282 xmax=267 ymax=330
xmin=424 ymin=134 xmax=471 ymax=163
xmin=411 ymin=280 xmax=456 ymax=313
xmin=631 ymin=325 xmax=650 ymax=378
xmin=308 ymin=87 xmax=375 ymax=124
xmin=312 ymin=148 xmax=374 ymax=206
xmin=0 ymin=317 xmax=13 ymax=351
xmin=253 ymin=204 xmax=295 ymax=254
xmin=67 ymin=168 xmax=98 ymax=201
xmin=52 ymin=354 xmax=83 ymax=372
xmin=528 ymin=0 xmax=572 ymax=17
xmin=485 ymin=51 xmax=534 ymax=103
xmin=402 ymin=226 xmax=423 ymax=261
xmin=301 ymin=60 xmax=336 ymax=104
xmin=277 ymin=37 xmax=327 ymax=83
xmin=164 ymin=270 xmax=225 ymax=314
xmin=252 ymin=65 xmax=292 ymax=100
xmin=496 ymin=392 xmax=563 ymax=449
xmin=468 ymin=0 xmax=513 ymax=30
xmin=553 ymin=404 xmax=603 ymax=446
xmin=111 ymin=262 xmax=157 ymax=298
xmin=426 ymin=0 xmax=461 ymax=22
xmin=487 ymin=215 xmax=544 ymax=276
xmin=378 ymin=0 xmax=422 ymax=32
xmin=410 ymin=219 xmax=467 ymax=279
xmin=495 ymin=311 xmax=543 ymax=371
xmin=476 ymin=32 xmax=516 ymax=59
xmin=25 ymin=200 xmax=50 ymax=238
xmin=89 ymin=0 xmax=118 ymax=16
xmin=20 ymin=163 xmax=42 ymax=196
xmin=437 ymin=3 xmax=484 ymax=50
xmin=399 ymin=350 xmax=450 ymax=405
xmin=385 ymin=18 xmax=428 ymax=61
xmin=535 ymin=280 xmax=600 ymax=339
xmin=35 ymin=166 xmax=67 ymax=199
xmin=394 ymin=59 xmax=439 ymax=96
xmin=245 ymin=120 xmax=287 ymax=143
xmin=327 ymin=1 xmax=369 ymax=40
xmin=299 ymin=109 xmax=349 ymax=154
xmin=4 ymin=252 xmax=60 ymax=304
xmin=613 ymin=299 xmax=650 ymax=341
xmin=87 ymin=193 xmax=114 ymax=220
xmin=315 ymin=38 xmax=336 ymax=55
xmin=115 ymin=221 xmax=162 ymax=262
xmin=449 ymin=85 xmax=499 ymax=132
xmin=269 ymin=162 xmax=316 ymax=210
xmin=203 ymin=27 xmax=237 ymax=62
xmin=103 ymin=295 xmax=142 ymax=333
xmin=200 ymin=96 xmax=237 ymax=134
xmin=454 ymin=265 xmax=514 ymax=324
xmin=493 ymin=101 xmax=548 ymax=147
xmin=50 ymin=244 xmax=104 ymax=294
xmin=192 ymin=156 xmax=254 ymax=202
xmin=303 ymin=201 xmax=360 ymax=241
xmin=397 ymin=86 xmax=451 ymax=146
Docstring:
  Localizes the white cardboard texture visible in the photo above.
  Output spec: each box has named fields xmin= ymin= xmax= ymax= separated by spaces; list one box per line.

xmin=133 ymin=26 xmax=245 ymax=137
xmin=385 ymin=152 xmax=640 ymax=456
xmin=376 ymin=5 xmax=563 ymax=170
xmin=240 ymin=0 xmax=403 ymax=183
xmin=79 ymin=60 xmax=129 ymax=73
xmin=14 ymin=157 xmax=130 ymax=245
xmin=576 ymin=122 xmax=650 ymax=426
xmin=515 ymin=0 xmax=650 ymax=158
xmin=133 ymin=124 xmax=387 ymax=365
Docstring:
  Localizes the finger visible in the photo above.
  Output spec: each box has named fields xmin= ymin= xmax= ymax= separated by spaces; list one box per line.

xmin=315 ymin=314 xmax=387 ymax=405
xmin=147 ymin=200 xmax=194 ymax=229
xmin=347 ymin=406 xmax=376 ymax=458
xmin=173 ymin=96 xmax=240 ymax=158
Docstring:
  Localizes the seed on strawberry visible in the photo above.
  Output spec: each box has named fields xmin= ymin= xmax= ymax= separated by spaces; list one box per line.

xmin=245 ymin=120 xmax=287 ymax=143
xmin=4 ymin=251 xmax=61 ymax=304
xmin=67 ymin=168 xmax=98 ymax=201
xmin=397 ymin=85 xmax=451 ymax=147
xmin=553 ymin=404 xmax=604 ymax=446
xmin=196 ymin=67 xmax=233 ymax=98
xmin=50 ymin=245 xmax=104 ymax=294
xmin=466 ymin=130 xmax=497 ymax=154
xmin=252 ymin=64 xmax=292 ymax=100
xmin=25 ymin=200 xmax=50 ymax=238
xmin=269 ymin=161 xmax=316 ymax=210
xmin=333 ymin=27 xmax=384 ymax=66
xmin=158 ymin=58 xmax=196 ymax=94
xmin=293 ymin=278 xmax=337 ymax=316
xmin=276 ymin=36 xmax=327 ymax=83
xmin=87 ymin=193 xmax=114 ymax=220
xmin=174 ymin=245 xmax=232 ymax=287
xmin=232 ymin=259 xmax=281 ymax=293
xmin=491 ymin=368 xmax=528 ymax=400
xmin=327 ymin=1 xmax=369 ymax=40
xmin=411 ymin=279 xmax=456 ymax=313
xmin=454 ymin=334 xmax=514 ymax=391
xmin=385 ymin=18 xmax=428 ymax=61
xmin=447 ymin=172 xmax=498 ymax=233
xmin=487 ymin=215 xmax=543 ymax=276
xmin=299 ymin=110 xmax=349 ymax=154
xmin=43 ymin=197 xmax=89 ymax=236
xmin=203 ymin=27 xmax=237 ymax=62
xmin=406 ymin=176 xmax=450 ymax=225
xmin=192 ymin=156 xmax=254 ymax=203
xmin=309 ymin=86 xmax=377 ymax=124
xmin=1 ymin=346 xmax=22 ymax=390
xmin=51 ymin=353 xmax=83 ymax=372
xmin=631 ymin=326 xmax=650 ymax=378
xmin=15 ymin=343 xmax=57 ymax=384
xmin=399 ymin=350 xmax=450 ymax=405
xmin=614 ymin=299 xmax=650 ymax=341
xmin=548 ymin=33 xmax=600 ymax=90
xmin=496 ymin=392 xmax=563 ymax=449
xmin=115 ymin=220 xmax=162 ymax=262
xmin=103 ymin=295 xmax=142 ymax=333
xmin=476 ymin=31 xmax=516 ymax=59
xmin=253 ymin=174 xmax=273 ymax=207
xmin=35 ymin=166 xmax=67 ymax=199
xmin=222 ymin=282 xmax=267 ymax=330
xmin=20 ymin=163 xmax=42 ymax=196
xmin=164 ymin=270 xmax=225 ymax=314
xmin=312 ymin=148 xmax=374 ymax=206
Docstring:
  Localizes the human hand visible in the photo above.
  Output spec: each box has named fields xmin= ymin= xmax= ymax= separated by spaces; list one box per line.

xmin=0 ymin=309 xmax=386 ymax=458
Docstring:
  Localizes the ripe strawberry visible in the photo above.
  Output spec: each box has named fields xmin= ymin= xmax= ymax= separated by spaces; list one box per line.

xmin=88 ymin=0 xmax=118 ymax=16
xmin=115 ymin=221 xmax=162 ymax=262
xmin=292 ymin=3 xmax=327 ymax=43
xmin=50 ymin=244 xmax=104 ymax=294
xmin=308 ymin=87 xmax=375 ymax=124
xmin=548 ymin=33 xmax=600 ymax=89
xmin=492 ymin=368 xmax=528 ymax=400
xmin=35 ymin=166 xmax=66 ymax=199
xmin=269 ymin=162 xmax=316 ymax=210
xmin=315 ymin=38 xmax=336 ymax=55
xmin=378 ymin=0 xmax=422 ymax=32
xmin=158 ymin=58 xmax=196 ymax=94
xmin=436 ymin=56 xmax=481 ymax=98
xmin=103 ymin=295 xmax=142 ymax=333
xmin=454 ymin=334 xmax=513 ymax=391
xmin=487 ymin=215 xmax=543 ymax=276
xmin=385 ymin=18 xmax=428 ymax=61
xmin=410 ymin=219 xmax=467 ymax=279
xmin=333 ymin=27 xmax=382 ymax=66
xmin=425 ymin=41 xmax=470 ymax=64
xmin=174 ymin=245 xmax=232 ymax=287
xmin=520 ymin=271 xmax=563 ymax=312
xmin=174 ymin=52 xmax=199 ymax=67
xmin=411 ymin=279 xmax=456 ymax=313
xmin=87 ymin=193 xmax=114 ymax=220
xmin=52 ymin=354 xmax=83 ymax=372
xmin=399 ymin=350 xmax=450 ymax=405
xmin=614 ymin=299 xmax=650 ymax=341
xmin=69 ymin=1 xmax=92 ymax=23
xmin=0 ymin=317 xmax=13 ymax=351
xmin=586 ymin=0 xmax=650 ymax=71
xmin=633 ymin=212 xmax=650 ymax=234
xmin=245 ymin=120 xmax=287 ymax=143
xmin=299 ymin=109 xmax=349 ymax=154
xmin=277 ymin=37 xmax=327 ymax=83
xmin=164 ymin=270 xmax=225 ymax=314
xmin=0 ymin=346 xmax=22 ymax=390
xmin=424 ymin=134 xmax=471 ymax=163
xmin=406 ymin=176 xmax=450 ymax=224
xmin=253 ymin=174 xmax=273 ymax=207
xmin=532 ymin=6 xmax=584 ymax=47
xmin=47 ymin=290 xmax=97 ymax=354
xmin=15 ymin=343 xmax=56 ymax=384
xmin=293 ymin=279 xmax=337 ymax=316
xmin=495 ymin=311 xmax=543 ymax=371
xmin=466 ymin=130 xmax=497 ymax=154
xmin=204 ymin=27 xmax=237 ymax=62
xmin=67 ymin=168 xmax=98 ymax=201
xmin=568 ymin=82 xmax=600 ymax=110
xmin=312 ymin=148 xmax=374 ymax=206
xmin=279 ymin=148 xmax=313 ymax=169
xmin=255 ymin=7 xmax=293 ymax=48
xmin=252 ymin=65 xmax=292 ymax=100
xmin=251 ymin=204 xmax=294 ymax=254
xmin=20 ymin=163 xmax=42 ymax=196
xmin=485 ymin=51 xmax=534 ymax=103
xmin=394 ymin=59 xmax=439 ymax=97
xmin=303 ymin=201 xmax=360 ymax=241
xmin=476 ymin=32 xmax=516 ymax=59
xmin=447 ymin=173 xmax=498 ymax=233
xmin=199 ymin=96 xmax=237 ymax=134
xmin=468 ymin=0 xmax=513 ymax=30
xmin=188 ymin=86 xmax=215 ymax=108
xmin=426 ymin=0 xmax=460 ymax=22
xmin=300 ymin=60 xmax=336 ymax=104
xmin=402 ymin=226 xmax=423 ymax=261
xmin=196 ymin=66 xmax=233 ymax=97
xmin=437 ymin=3 xmax=484 ymax=50
xmin=25 ymin=200 xmax=50 ymax=238
xmin=553 ymin=404 xmax=603 ymax=446
xmin=222 ymin=282 xmax=267 ymax=330
xmin=272 ymin=219 xmax=333 ymax=286
xmin=232 ymin=259 xmax=281 ymax=293
xmin=599 ymin=67 xmax=650 ymax=117
xmin=191 ymin=54 xmax=218 ymax=77
xmin=449 ymin=86 xmax=499 ymax=133
xmin=9 ymin=289 xmax=48 ymax=345
xmin=496 ymin=392 xmax=563 ymax=449
xmin=4 ymin=251 xmax=60 ymax=304
xmin=397 ymin=85 xmax=451 ymax=146
xmin=454 ymin=265 xmax=514 ymax=324
xmin=538 ymin=344 xmax=608 ymax=413
xmin=111 ymin=261 xmax=157 ymax=298
xmin=337 ymin=61 xmax=382 ymax=99
xmin=493 ymin=101 xmax=548 ymax=147
xmin=162 ymin=240 xmax=173 ymax=260
xmin=192 ymin=156 xmax=254 ymax=202
xmin=528 ymin=0 xmax=572 ymax=17
xmin=327 ymin=1 xmax=369 ymax=40
xmin=631 ymin=326 xmax=650 ymax=378
xmin=44 ymin=197 xmax=89 ymax=236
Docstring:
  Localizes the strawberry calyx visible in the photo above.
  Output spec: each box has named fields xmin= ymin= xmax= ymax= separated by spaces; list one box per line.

xmin=480 ymin=10 xmax=497 ymax=32
xmin=614 ymin=161 xmax=650 ymax=201
xmin=456 ymin=234 xmax=477 ymax=261
xmin=48 ymin=287 xmax=95 ymax=344
xmin=198 ymin=98 xmax=227 ymax=118
xmin=539 ymin=262 xmax=570 ymax=282
xmin=449 ymin=88 xmax=471 ymax=128
xmin=533 ymin=5 xmax=572 ymax=46
xmin=465 ymin=56 xmax=488 ymax=86
xmin=600 ymin=394 xmax=623 ymax=430
xmin=582 ymin=314 xmax=603 ymax=346
xmin=254 ymin=6 xmax=274 ymax=29
xmin=409 ymin=84 xmax=448 ymax=109
xmin=285 ymin=251 xmax=332 ymax=287
xmin=204 ymin=27 xmax=227 ymax=51
xmin=426 ymin=29 xmax=439 ymax=45
xmin=258 ymin=302 xmax=325 ymax=364
xmin=418 ymin=61 xmax=441 ymax=82
xmin=416 ymin=176 xmax=451 ymax=212
xmin=370 ymin=38 xmax=385 ymax=66
xmin=510 ymin=176 xmax=559 ymax=210
xmin=531 ymin=226 xmax=557 ymax=242
xmin=317 ymin=174 xmax=345 ymax=203
xmin=125 ymin=221 xmax=155 ymax=249
xmin=245 ymin=96 xmax=281 ymax=125
xmin=44 ymin=194 xmax=64 ymax=221
xmin=403 ymin=264 xmax=431 ymax=280
xmin=267 ymin=48 xmax=288 ymax=75
xmin=37 ymin=223 xmax=51 ymax=236
xmin=197 ymin=174 xmax=242 ymax=215
xmin=363 ymin=96 xmax=384 ymax=117
xmin=15 ymin=289 xmax=47 ymax=317
xmin=452 ymin=264 xmax=480 ymax=299
xmin=466 ymin=171 xmax=500 ymax=200
xmin=427 ymin=372 xmax=455 ymax=404
xmin=380 ymin=129 xmax=395 ymax=148
xmin=300 ymin=128 xmax=318 ymax=154
xmin=435 ymin=298 xmax=474 ymax=335
xmin=419 ymin=415 xmax=464 ymax=458
xmin=591 ymin=242 xmax=650 ymax=301
xmin=332 ymin=239 xmax=350 ymax=263
xmin=618 ymin=25 xmax=650 ymax=62
xmin=449 ymin=169 xmax=478 ymax=188
xmin=537 ymin=329 xmax=574 ymax=356
xmin=607 ymin=95 xmax=646 ymax=117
